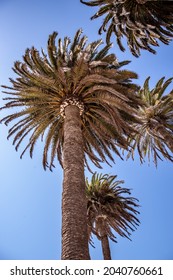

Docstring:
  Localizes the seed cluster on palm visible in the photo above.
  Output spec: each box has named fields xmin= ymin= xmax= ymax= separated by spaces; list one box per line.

xmin=86 ymin=173 xmax=140 ymax=259
xmin=127 ymin=77 xmax=173 ymax=165
xmin=80 ymin=0 xmax=173 ymax=57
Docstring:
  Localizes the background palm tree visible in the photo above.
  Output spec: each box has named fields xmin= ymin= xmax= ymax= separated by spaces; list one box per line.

xmin=0 ymin=29 xmax=141 ymax=259
xmin=86 ymin=173 xmax=140 ymax=260
xmin=80 ymin=0 xmax=173 ymax=57
xmin=126 ymin=77 xmax=173 ymax=165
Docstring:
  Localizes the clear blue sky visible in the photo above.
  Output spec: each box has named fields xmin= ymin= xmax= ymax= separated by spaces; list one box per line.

xmin=0 ymin=0 xmax=173 ymax=260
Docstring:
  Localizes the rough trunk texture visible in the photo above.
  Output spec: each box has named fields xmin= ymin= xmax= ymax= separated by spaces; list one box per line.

xmin=101 ymin=231 xmax=111 ymax=260
xmin=61 ymin=105 xmax=90 ymax=260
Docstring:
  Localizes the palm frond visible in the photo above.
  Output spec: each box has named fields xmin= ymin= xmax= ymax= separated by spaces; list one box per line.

xmin=127 ymin=77 xmax=173 ymax=165
xmin=80 ymin=0 xmax=173 ymax=57
xmin=1 ymin=29 xmax=140 ymax=170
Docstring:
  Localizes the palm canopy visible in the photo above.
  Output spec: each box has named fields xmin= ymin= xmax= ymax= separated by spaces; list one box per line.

xmin=0 ymin=29 xmax=140 ymax=171
xmin=127 ymin=77 xmax=173 ymax=165
xmin=86 ymin=173 xmax=140 ymax=244
xmin=80 ymin=0 xmax=173 ymax=57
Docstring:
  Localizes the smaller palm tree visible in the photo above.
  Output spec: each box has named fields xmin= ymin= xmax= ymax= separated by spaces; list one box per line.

xmin=127 ymin=77 xmax=173 ymax=165
xmin=86 ymin=173 xmax=140 ymax=260
xmin=80 ymin=0 xmax=173 ymax=57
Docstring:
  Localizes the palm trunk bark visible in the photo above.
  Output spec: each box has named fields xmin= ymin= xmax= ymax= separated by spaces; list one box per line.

xmin=101 ymin=230 xmax=111 ymax=260
xmin=61 ymin=105 xmax=90 ymax=260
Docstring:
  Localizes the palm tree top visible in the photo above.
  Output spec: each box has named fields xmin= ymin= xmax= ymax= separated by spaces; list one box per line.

xmin=0 ymin=29 xmax=140 ymax=171
xmin=86 ymin=173 xmax=140 ymax=243
xmin=80 ymin=0 xmax=173 ymax=57
xmin=127 ymin=77 xmax=173 ymax=165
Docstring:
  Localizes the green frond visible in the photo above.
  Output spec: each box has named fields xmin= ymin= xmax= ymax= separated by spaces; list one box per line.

xmin=98 ymin=12 xmax=112 ymax=34
xmin=30 ymin=48 xmax=53 ymax=75
xmin=43 ymin=119 xmax=63 ymax=170
xmin=70 ymin=28 xmax=83 ymax=52
xmin=127 ymin=77 xmax=173 ymax=165
xmin=1 ymin=29 xmax=140 ymax=170
xmin=94 ymin=42 xmax=111 ymax=60
xmin=47 ymin=31 xmax=58 ymax=69
xmin=91 ymin=4 xmax=112 ymax=20
xmin=154 ymin=78 xmax=173 ymax=99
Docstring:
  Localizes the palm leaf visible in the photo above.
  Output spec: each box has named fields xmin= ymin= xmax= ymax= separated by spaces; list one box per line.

xmin=1 ymin=29 xmax=140 ymax=170
xmin=80 ymin=0 xmax=173 ymax=57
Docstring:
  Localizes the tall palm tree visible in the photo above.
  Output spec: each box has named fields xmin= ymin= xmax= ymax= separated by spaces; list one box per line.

xmin=86 ymin=173 xmax=140 ymax=260
xmin=80 ymin=0 xmax=173 ymax=57
xmin=126 ymin=77 xmax=173 ymax=165
xmin=0 ymin=29 xmax=141 ymax=259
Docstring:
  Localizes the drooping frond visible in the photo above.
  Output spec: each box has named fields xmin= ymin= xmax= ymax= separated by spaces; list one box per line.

xmin=127 ymin=77 xmax=173 ymax=165
xmin=86 ymin=173 xmax=140 ymax=244
xmin=1 ymin=29 xmax=140 ymax=170
xmin=80 ymin=0 xmax=173 ymax=57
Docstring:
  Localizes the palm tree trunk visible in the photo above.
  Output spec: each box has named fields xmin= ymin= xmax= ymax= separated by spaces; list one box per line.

xmin=101 ymin=232 xmax=111 ymax=260
xmin=153 ymin=123 xmax=173 ymax=152
xmin=61 ymin=104 xmax=90 ymax=260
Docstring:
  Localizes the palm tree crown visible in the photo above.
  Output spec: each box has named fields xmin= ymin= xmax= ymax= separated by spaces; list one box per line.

xmin=80 ymin=0 xmax=173 ymax=57
xmin=86 ymin=173 xmax=140 ymax=257
xmin=127 ymin=77 xmax=173 ymax=165
xmin=1 ymin=29 xmax=140 ymax=171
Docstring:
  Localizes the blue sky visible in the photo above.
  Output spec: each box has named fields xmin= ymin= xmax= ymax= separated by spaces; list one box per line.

xmin=0 ymin=0 xmax=173 ymax=260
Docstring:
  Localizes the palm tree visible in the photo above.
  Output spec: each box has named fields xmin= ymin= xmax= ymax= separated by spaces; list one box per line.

xmin=127 ymin=77 xmax=173 ymax=165
xmin=0 ymin=29 xmax=141 ymax=259
xmin=80 ymin=0 xmax=173 ymax=57
xmin=86 ymin=173 xmax=140 ymax=260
